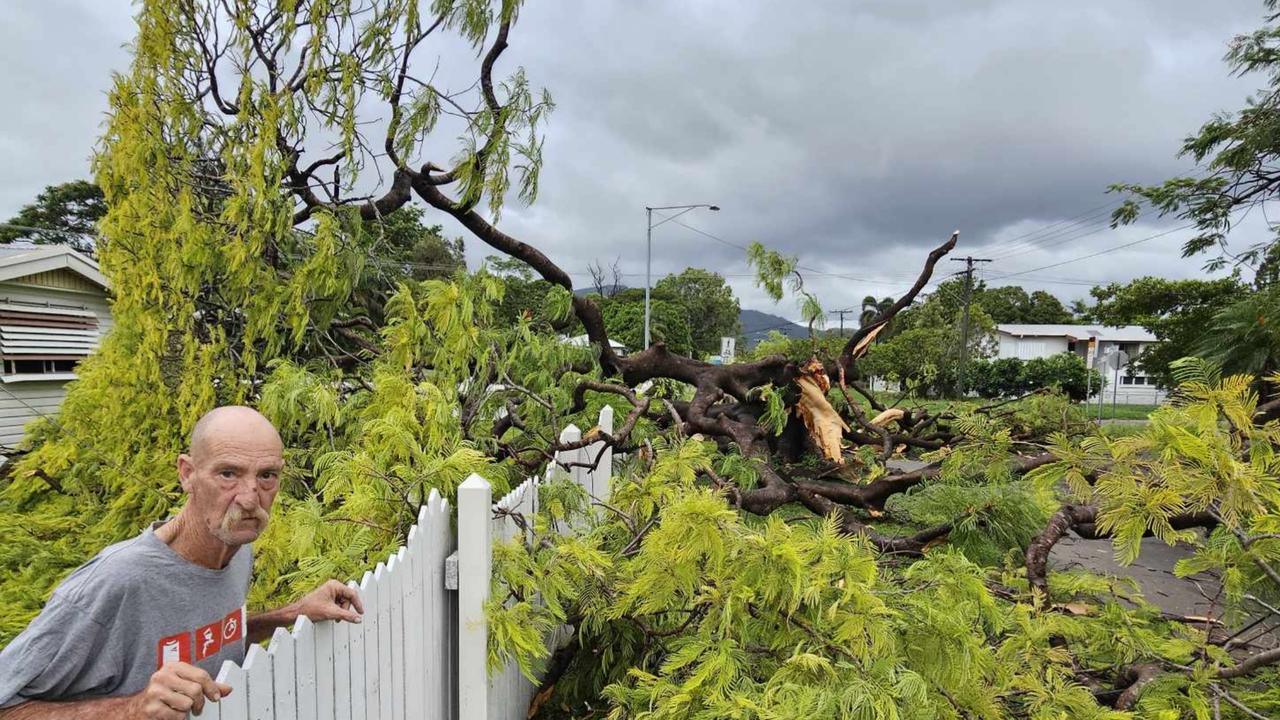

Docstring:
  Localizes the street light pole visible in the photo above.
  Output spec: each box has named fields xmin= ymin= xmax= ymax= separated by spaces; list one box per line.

xmin=644 ymin=207 xmax=653 ymax=349
xmin=644 ymin=203 xmax=719 ymax=349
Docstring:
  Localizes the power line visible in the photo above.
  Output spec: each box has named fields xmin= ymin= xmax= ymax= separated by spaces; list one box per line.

xmin=995 ymin=222 xmax=1197 ymax=279
xmin=979 ymin=202 xmax=1121 ymax=258
xmin=987 ymin=216 xmax=1116 ymax=261
xmin=656 ymin=214 xmax=923 ymax=286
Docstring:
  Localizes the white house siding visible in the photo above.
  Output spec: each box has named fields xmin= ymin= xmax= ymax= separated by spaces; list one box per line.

xmin=0 ymin=275 xmax=112 ymax=450
xmin=0 ymin=281 xmax=113 ymax=335
xmin=997 ymin=334 xmax=1068 ymax=360
xmin=0 ymin=380 xmax=69 ymax=447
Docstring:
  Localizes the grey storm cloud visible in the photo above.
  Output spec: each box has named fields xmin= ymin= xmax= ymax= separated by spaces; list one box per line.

xmin=1 ymin=0 xmax=1271 ymax=317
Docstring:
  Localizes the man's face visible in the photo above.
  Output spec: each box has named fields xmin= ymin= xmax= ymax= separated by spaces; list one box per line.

xmin=178 ymin=429 xmax=283 ymax=547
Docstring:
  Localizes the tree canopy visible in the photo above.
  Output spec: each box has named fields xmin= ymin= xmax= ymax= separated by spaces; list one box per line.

xmin=977 ymin=285 xmax=1076 ymax=324
xmin=1088 ymin=276 xmax=1245 ymax=388
xmin=0 ymin=180 xmax=105 ymax=254
xmin=654 ymin=268 xmax=741 ymax=358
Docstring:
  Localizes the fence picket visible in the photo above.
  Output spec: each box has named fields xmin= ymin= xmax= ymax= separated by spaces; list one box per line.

xmin=405 ymin=521 xmax=425 ymax=717
xmin=315 ymin=619 xmax=336 ymax=720
xmin=243 ymin=644 xmax=273 ymax=720
xmin=423 ymin=491 xmax=454 ymax=720
xmin=347 ymin=579 xmax=367 ymax=720
xmin=333 ymin=618 xmax=352 ymax=720
xmin=215 ymin=660 xmax=249 ymax=720
xmin=360 ymin=570 xmax=379 ymax=719
xmin=389 ymin=550 xmax=405 ymax=720
xmin=375 ymin=561 xmax=392 ymax=720
xmin=293 ymin=616 xmax=317 ymax=720
xmin=267 ymin=627 xmax=297 ymax=720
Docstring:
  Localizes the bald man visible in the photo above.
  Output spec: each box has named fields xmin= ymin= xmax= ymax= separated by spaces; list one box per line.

xmin=0 ymin=406 xmax=362 ymax=719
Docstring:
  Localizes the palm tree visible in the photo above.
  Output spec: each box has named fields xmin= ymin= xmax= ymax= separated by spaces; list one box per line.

xmin=1193 ymin=289 xmax=1280 ymax=392
xmin=859 ymin=295 xmax=895 ymax=329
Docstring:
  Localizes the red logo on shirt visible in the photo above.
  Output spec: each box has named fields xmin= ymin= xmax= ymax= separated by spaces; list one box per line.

xmin=194 ymin=621 xmax=222 ymax=661
xmin=156 ymin=631 xmax=192 ymax=669
xmin=221 ymin=607 xmax=243 ymax=644
xmin=155 ymin=606 xmax=246 ymax=669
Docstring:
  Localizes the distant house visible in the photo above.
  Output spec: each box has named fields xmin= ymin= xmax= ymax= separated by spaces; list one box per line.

xmin=995 ymin=324 xmax=1163 ymax=403
xmin=0 ymin=246 xmax=111 ymax=448
xmin=563 ymin=334 xmax=627 ymax=356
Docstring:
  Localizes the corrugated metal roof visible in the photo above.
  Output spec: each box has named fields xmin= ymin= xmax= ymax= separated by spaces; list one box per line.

xmin=996 ymin=324 xmax=1157 ymax=342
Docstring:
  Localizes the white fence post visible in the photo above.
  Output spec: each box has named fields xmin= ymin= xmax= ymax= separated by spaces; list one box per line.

xmin=594 ymin=405 xmax=614 ymax=502
xmin=458 ymin=474 xmax=493 ymax=720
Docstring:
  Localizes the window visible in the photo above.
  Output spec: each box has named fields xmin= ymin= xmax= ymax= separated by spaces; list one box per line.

xmin=0 ymin=303 xmax=99 ymax=381
xmin=1133 ymin=376 xmax=1147 ymax=386
xmin=1122 ymin=376 xmax=1135 ymax=385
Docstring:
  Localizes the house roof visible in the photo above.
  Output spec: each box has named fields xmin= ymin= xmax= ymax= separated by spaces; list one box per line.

xmin=0 ymin=245 xmax=107 ymax=289
xmin=996 ymin=324 xmax=1157 ymax=343
xmin=563 ymin=334 xmax=627 ymax=351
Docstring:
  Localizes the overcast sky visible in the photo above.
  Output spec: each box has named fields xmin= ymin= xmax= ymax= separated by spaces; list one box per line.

xmin=2 ymin=0 xmax=1273 ymax=321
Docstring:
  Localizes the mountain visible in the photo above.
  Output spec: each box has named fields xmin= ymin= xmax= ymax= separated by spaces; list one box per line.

xmin=740 ymin=309 xmax=808 ymax=347
xmin=573 ymin=284 xmax=629 ymax=298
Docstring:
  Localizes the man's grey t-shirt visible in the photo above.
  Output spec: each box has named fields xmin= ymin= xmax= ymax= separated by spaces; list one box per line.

xmin=0 ymin=523 xmax=252 ymax=708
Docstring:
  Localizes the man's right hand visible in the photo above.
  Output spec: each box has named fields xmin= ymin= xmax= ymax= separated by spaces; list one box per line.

xmin=129 ymin=662 xmax=232 ymax=719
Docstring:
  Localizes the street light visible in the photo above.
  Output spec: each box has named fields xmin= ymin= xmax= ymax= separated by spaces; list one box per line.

xmin=645 ymin=203 xmax=719 ymax=349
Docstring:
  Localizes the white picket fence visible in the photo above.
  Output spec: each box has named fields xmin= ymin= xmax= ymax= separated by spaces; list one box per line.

xmin=196 ymin=406 xmax=615 ymax=720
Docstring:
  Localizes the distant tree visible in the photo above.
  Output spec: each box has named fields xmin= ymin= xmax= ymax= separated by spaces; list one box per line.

xmin=599 ymin=289 xmax=693 ymax=356
xmin=1111 ymin=0 xmax=1280 ymax=279
xmin=859 ymin=295 xmax=894 ymax=327
xmin=0 ymin=180 xmax=105 ymax=254
xmin=1025 ymin=290 xmax=1073 ymax=323
xmin=365 ymin=205 xmax=465 ymax=281
xmin=971 ymin=285 xmax=1073 ymax=324
xmin=1194 ymin=285 xmax=1280 ymax=382
xmin=975 ymin=285 xmax=1030 ymax=324
xmin=654 ymin=268 xmax=740 ymax=357
xmin=587 ymin=256 xmax=623 ymax=298
xmin=486 ymin=254 xmax=557 ymax=326
xmin=1089 ymin=276 xmax=1245 ymax=386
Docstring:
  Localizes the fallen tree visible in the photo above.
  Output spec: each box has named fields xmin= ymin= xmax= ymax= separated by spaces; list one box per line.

xmin=0 ymin=1 xmax=1277 ymax=717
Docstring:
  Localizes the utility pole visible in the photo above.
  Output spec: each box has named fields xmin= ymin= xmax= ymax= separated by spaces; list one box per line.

xmin=829 ymin=308 xmax=856 ymax=337
xmin=950 ymin=256 xmax=992 ymax=396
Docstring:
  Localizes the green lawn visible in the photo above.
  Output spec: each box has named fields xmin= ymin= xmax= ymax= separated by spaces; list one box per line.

xmin=1084 ymin=403 xmax=1159 ymax=420
xmin=857 ymin=391 xmax=1159 ymax=422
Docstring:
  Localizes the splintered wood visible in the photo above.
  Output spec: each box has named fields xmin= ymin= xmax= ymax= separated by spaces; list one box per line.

xmin=795 ymin=358 xmax=850 ymax=464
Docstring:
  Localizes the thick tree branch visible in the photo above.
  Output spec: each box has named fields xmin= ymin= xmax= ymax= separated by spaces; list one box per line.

xmin=838 ymin=231 xmax=959 ymax=377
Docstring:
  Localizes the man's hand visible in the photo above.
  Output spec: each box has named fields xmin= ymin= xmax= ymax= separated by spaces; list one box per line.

xmin=129 ymin=662 xmax=231 ymax=719
xmin=246 ymin=579 xmax=363 ymax=643
xmin=294 ymin=579 xmax=364 ymax=624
